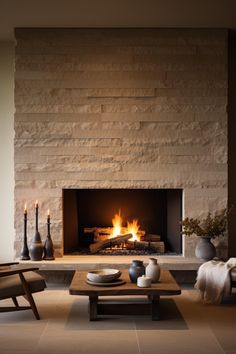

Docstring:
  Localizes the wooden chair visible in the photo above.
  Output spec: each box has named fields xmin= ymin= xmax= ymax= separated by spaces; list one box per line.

xmin=230 ymin=267 xmax=236 ymax=294
xmin=0 ymin=262 xmax=46 ymax=320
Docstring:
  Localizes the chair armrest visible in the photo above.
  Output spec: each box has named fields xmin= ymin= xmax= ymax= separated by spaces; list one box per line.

xmin=230 ymin=267 xmax=236 ymax=284
xmin=0 ymin=262 xmax=19 ymax=267
xmin=0 ymin=266 xmax=39 ymax=278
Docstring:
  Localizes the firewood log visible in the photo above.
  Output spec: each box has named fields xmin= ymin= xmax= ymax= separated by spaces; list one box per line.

xmin=140 ymin=234 xmax=161 ymax=242
xmin=89 ymin=233 xmax=132 ymax=254
xmin=126 ymin=240 xmax=165 ymax=253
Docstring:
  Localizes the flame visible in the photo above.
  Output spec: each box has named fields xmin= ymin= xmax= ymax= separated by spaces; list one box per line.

xmin=127 ymin=219 xmax=140 ymax=241
xmin=110 ymin=210 xmax=122 ymax=238
xmin=109 ymin=210 xmax=141 ymax=242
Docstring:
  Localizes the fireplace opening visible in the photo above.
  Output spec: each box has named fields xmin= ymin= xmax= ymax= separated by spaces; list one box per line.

xmin=63 ymin=189 xmax=182 ymax=256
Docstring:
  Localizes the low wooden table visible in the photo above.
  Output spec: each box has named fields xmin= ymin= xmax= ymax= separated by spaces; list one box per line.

xmin=69 ymin=269 xmax=181 ymax=321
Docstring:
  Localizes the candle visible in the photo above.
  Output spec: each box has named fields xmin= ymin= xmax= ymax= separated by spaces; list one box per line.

xmin=35 ymin=200 xmax=38 ymax=232
xmin=137 ymin=275 xmax=152 ymax=288
xmin=47 ymin=209 xmax=50 ymax=235
xmin=47 ymin=209 xmax=50 ymax=222
xmin=24 ymin=204 xmax=27 ymax=229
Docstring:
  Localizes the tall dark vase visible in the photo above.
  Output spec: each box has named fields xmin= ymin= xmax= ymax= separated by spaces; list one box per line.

xmin=29 ymin=202 xmax=43 ymax=261
xmin=43 ymin=218 xmax=54 ymax=260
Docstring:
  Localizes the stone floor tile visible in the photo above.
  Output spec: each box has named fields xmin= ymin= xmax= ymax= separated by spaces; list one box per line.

xmin=35 ymin=330 xmax=139 ymax=354
xmin=136 ymin=330 xmax=224 ymax=354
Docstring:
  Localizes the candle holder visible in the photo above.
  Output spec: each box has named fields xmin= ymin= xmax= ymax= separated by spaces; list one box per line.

xmin=20 ymin=212 xmax=30 ymax=260
xmin=43 ymin=218 xmax=55 ymax=260
xmin=29 ymin=202 xmax=43 ymax=261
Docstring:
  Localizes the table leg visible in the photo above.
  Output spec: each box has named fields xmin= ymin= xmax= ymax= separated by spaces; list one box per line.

xmin=89 ymin=295 xmax=98 ymax=321
xmin=151 ymin=295 xmax=160 ymax=321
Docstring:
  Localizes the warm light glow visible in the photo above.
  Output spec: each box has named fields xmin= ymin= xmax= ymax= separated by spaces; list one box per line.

xmin=35 ymin=200 xmax=38 ymax=208
xmin=24 ymin=203 xmax=27 ymax=213
xmin=109 ymin=210 xmax=141 ymax=242
xmin=127 ymin=219 xmax=140 ymax=241
xmin=47 ymin=209 xmax=50 ymax=216
xmin=109 ymin=210 xmax=122 ymax=238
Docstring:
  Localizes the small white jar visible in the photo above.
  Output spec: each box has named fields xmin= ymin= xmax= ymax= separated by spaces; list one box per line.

xmin=137 ymin=275 xmax=152 ymax=288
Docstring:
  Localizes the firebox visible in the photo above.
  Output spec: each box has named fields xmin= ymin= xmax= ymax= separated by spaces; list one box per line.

xmin=63 ymin=189 xmax=182 ymax=255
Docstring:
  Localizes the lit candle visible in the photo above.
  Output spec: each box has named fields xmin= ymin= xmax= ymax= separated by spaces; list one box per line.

xmin=35 ymin=200 xmax=38 ymax=232
xmin=24 ymin=203 xmax=27 ymax=227
xmin=47 ymin=209 xmax=50 ymax=235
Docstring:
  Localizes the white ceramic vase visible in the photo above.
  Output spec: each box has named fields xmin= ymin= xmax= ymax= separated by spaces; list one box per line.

xmin=145 ymin=258 xmax=160 ymax=283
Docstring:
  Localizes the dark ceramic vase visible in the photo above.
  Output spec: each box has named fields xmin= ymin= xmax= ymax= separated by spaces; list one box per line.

xmin=43 ymin=235 xmax=55 ymax=260
xmin=29 ymin=231 xmax=43 ymax=261
xmin=195 ymin=237 xmax=216 ymax=261
xmin=43 ymin=221 xmax=55 ymax=260
xmin=128 ymin=260 xmax=145 ymax=283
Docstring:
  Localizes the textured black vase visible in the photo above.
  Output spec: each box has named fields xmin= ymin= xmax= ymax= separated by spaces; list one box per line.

xmin=43 ymin=220 xmax=54 ymax=260
xmin=29 ymin=231 xmax=44 ymax=261
xmin=128 ymin=260 xmax=145 ymax=283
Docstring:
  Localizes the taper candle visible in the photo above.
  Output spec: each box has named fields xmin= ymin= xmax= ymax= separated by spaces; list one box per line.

xmin=35 ymin=200 xmax=38 ymax=232
xmin=47 ymin=209 xmax=50 ymax=233
xmin=24 ymin=203 xmax=27 ymax=235
xmin=24 ymin=203 xmax=27 ymax=245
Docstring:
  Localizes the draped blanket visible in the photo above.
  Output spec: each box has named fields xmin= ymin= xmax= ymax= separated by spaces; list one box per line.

xmin=195 ymin=258 xmax=236 ymax=304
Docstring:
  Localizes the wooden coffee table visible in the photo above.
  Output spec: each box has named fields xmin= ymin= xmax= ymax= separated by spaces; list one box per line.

xmin=69 ymin=269 xmax=181 ymax=321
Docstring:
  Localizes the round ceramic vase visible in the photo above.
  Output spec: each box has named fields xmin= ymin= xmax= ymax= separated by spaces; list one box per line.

xmin=145 ymin=258 xmax=160 ymax=283
xmin=195 ymin=237 xmax=216 ymax=261
xmin=128 ymin=260 xmax=145 ymax=283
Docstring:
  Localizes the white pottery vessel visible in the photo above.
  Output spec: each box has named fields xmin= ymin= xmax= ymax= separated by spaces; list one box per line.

xmin=145 ymin=258 xmax=160 ymax=283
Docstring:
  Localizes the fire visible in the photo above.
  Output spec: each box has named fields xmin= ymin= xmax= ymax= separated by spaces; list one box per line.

xmin=109 ymin=210 xmax=140 ymax=241
xmin=110 ymin=210 xmax=122 ymax=238
xmin=127 ymin=219 xmax=140 ymax=241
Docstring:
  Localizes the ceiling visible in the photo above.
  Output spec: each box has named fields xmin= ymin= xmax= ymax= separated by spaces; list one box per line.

xmin=1 ymin=0 xmax=236 ymax=41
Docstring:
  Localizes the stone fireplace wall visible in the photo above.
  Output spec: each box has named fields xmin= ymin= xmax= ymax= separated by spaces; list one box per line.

xmin=14 ymin=28 xmax=228 ymax=258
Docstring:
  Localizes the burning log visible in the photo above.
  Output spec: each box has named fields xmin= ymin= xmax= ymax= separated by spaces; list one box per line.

xmin=84 ymin=227 xmax=145 ymax=242
xmin=140 ymin=234 xmax=161 ymax=242
xmin=126 ymin=240 xmax=165 ymax=253
xmin=89 ymin=233 xmax=133 ymax=254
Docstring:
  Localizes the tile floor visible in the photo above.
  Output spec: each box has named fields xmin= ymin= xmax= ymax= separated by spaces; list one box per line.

xmin=0 ymin=286 xmax=236 ymax=354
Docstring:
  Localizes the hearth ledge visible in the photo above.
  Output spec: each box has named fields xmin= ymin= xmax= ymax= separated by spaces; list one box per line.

xmin=18 ymin=255 xmax=203 ymax=271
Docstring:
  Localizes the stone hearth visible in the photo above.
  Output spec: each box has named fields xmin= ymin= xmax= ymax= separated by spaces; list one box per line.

xmin=14 ymin=28 xmax=228 ymax=259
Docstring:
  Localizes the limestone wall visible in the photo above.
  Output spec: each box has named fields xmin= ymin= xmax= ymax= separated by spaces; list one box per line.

xmin=14 ymin=29 xmax=228 ymax=257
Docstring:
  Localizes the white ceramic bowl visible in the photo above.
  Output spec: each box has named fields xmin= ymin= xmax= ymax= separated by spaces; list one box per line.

xmin=87 ymin=269 xmax=121 ymax=283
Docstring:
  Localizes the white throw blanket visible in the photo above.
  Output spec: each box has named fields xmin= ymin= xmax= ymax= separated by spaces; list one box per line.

xmin=195 ymin=258 xmax=236 ymax=304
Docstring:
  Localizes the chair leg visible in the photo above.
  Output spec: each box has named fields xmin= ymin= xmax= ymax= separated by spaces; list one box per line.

xmin=19 ymin=273 xmax=40 ymax=320
xmin=12 ymin=297 xmax=19 ymax=307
